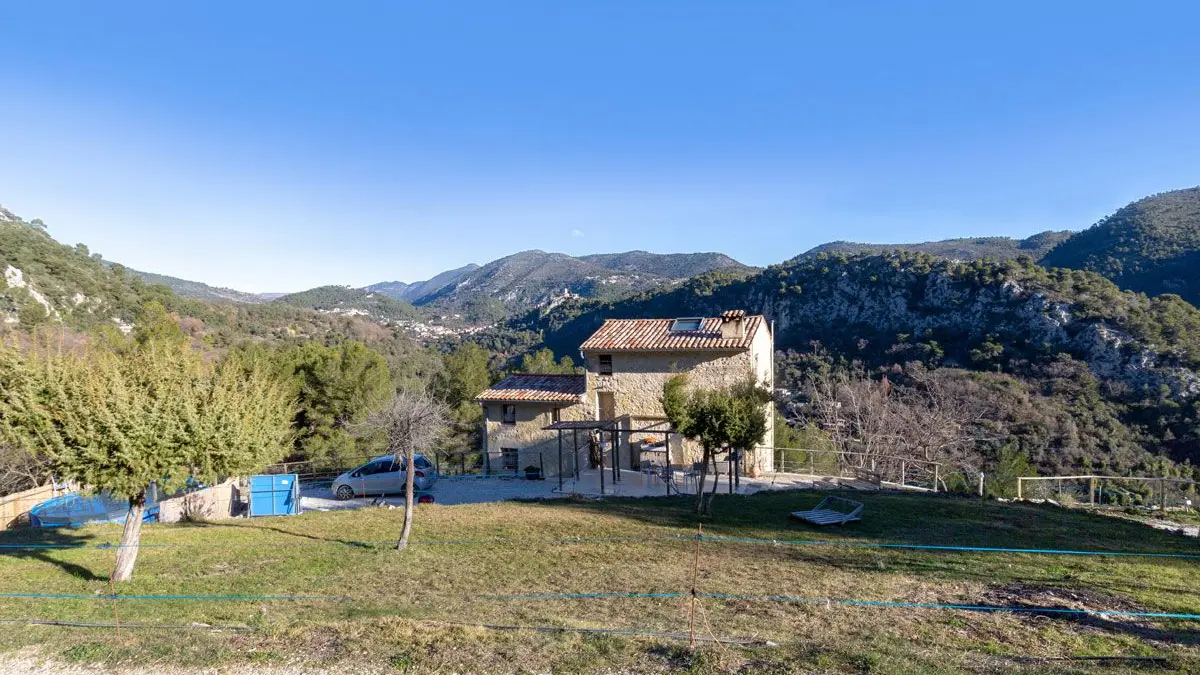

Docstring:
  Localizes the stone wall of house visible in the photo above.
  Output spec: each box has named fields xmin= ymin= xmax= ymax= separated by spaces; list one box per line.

xmin=482 ymin=401 xmax=589 ymax=476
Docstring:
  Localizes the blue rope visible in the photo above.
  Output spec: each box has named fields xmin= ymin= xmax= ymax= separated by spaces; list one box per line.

xmin=483 ymin=591 xmax=1200 ymax=620
xmin=0 ymin=532 xmax=1193 ymax=560
xmin=0 ymin=592 xmax=348 ymax=601
xmin=698 ymin=535 xmax=1200 ymax=560
xmin=0 ymin=535 xmax=689 ymax=551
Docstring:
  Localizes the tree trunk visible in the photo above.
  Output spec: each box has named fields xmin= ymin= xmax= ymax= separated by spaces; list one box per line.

xmin=693 ymin=448 xmax=710 ymax=514
xmin=705 ymin=454 xmax=722 ymax=514
xmin=112 ymin=491 xmax=146 ymax=582
xmin=396 ymin=452 xmax=416 ymax=552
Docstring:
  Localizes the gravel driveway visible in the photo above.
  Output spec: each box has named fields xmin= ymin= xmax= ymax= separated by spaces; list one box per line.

xmin=300 ymin=476 xmax=558 ymax=512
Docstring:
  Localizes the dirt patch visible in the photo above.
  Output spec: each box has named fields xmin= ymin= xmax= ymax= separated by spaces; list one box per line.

xmin=983 ymin=582 xmax=1200 ymax=645
xmin=985 ymin=581 xmax=1148 ymax=615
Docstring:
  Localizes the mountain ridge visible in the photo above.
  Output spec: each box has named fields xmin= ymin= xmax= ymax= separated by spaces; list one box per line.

xmin=801 ymin=231 xmax=1074 ymax=262
xmin=1041 ymin=186 xmax=1200 ymax=305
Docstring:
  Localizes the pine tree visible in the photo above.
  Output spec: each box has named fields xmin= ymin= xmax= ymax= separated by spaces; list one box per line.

xmin=4 ymin=337 xmax=293 ymax=581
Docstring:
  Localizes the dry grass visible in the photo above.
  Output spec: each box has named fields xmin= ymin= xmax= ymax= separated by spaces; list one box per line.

xmin=1 ymin=490 xmax=1198 ymax=673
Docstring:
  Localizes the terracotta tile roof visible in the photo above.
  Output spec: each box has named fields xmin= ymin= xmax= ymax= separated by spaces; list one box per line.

xmin=580 ymin=314 xmax=764 ymax=352
xmin=474 ymin=373 xmax=587 ymax=403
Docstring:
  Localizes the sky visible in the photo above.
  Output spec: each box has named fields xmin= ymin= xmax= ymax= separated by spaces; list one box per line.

xmin=2 ymin=2 xmax=1199 ymax=293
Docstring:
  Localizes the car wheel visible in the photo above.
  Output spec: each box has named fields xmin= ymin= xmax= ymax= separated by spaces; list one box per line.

xmin=335 ymin=485 xmax=355 ymax=501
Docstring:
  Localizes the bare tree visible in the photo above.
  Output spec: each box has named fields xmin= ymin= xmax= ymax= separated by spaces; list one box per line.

xmin=0 ymin=444 xmax=52 ymax=497
xmin=803 ymin=365 xmax=990 ymax=486
xmin=356 ymin=389 xmax=451 ymax=551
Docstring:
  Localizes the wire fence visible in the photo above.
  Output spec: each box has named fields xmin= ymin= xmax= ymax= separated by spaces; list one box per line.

xmin=3 ymin=527 xmax=1200 ymax=647
xmin=260 ymin=449 xmax=551 ymax=487
xmin=1017 ymin=475 xmax=1200 ymax=512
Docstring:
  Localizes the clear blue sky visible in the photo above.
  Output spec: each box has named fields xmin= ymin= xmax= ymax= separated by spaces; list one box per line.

xmin=2 ymin=1 xmax=1198 ymax=293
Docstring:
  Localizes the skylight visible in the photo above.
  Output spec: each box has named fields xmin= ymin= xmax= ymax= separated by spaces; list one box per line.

xmin=670 ymin=317 xmax=704 ymax=332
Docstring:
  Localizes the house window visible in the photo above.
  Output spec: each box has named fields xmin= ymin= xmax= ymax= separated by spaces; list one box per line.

xmin=670 ymin=317 xmax=704 ymax=332
xmin=552 ymin=407 xmax=561 ymax=423
xmin=502 ymin=405 xmax=517 ymax=426
xmin=501 ymin=448 xmax=519 ymax=472
xmin=598 ymin=354 xmax=613 ymax=375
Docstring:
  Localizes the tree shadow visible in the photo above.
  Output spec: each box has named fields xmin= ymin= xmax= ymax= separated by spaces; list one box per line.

xmin=0 ymin=527 xmax=107 ymax=581
xmin=173 ymin=519 xmax=378 ymax=549
xmin=520 ymin=488 xmax=1200 ymax=554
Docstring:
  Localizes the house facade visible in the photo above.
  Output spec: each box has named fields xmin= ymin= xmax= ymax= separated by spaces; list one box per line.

xmin=580 ymin=310 xmax=774 ymax=474
xmin=475 ymin=373 xmax=588 ymax=475
xmin=474 ymin=311 xmax=774 ymax=477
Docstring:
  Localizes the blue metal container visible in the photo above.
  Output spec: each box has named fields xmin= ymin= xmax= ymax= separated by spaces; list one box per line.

xmin=248 ymin=474 xmax=300 ymax=517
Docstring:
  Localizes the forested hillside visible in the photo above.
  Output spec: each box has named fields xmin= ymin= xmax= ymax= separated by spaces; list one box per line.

xmin=274 ymin=285 xmax=422 ymax=322
xmin=504 ymin=252 xmax=1200 ymax=475
xmin=128 ymin=268 xmax=265 ymax=304
xmin=0 ymin=213 xmax=458 ymax=494
xmin=412 ymin=249 xmax=755 ymax=318
xmin=366 ymin=264 xmax=480 ymax=303
xmin=0 ymin=216 xmax=154 ymax=330
xmin=803 ymin=231 xmax=1074 ymax=261
xmin=1041 ymin=187 xmax=1200 ymax=305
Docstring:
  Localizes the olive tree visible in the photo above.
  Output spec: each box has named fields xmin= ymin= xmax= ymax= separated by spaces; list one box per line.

xmin=662 ymin=375 xmax=771 ymax=515
xmin=355 ymin=389 xmax=450 ymax=551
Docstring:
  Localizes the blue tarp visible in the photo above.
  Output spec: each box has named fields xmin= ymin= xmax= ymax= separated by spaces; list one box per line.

xmin=29 ymin=491 xmax=160 ymax=528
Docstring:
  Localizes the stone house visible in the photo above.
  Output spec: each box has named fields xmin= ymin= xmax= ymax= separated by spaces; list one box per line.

xmin=580 ymin=310 xmax=774 ymax=474
xmin=475 ymin=373 xmax=589 ymax=475
xmin=475 ymin=311 xmax=774 ymax=477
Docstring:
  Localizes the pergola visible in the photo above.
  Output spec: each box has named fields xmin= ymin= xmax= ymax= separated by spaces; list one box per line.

xmin=542 ymin=417 xmax=680 ymax=495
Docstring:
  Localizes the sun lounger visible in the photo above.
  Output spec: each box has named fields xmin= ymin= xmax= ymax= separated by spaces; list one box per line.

xmin=791 ymin=496 xmax=863 ymax=526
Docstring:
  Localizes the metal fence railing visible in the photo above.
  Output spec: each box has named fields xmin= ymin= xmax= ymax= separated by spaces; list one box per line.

xmin=770 ymin=447 xmax=944 ymax=491
xmin=261 ymin=449 xmax=552 ymax=487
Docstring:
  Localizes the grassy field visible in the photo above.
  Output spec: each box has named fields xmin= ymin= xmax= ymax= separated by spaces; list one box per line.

xmin=1 ymin=490 xmax=1199 ymax=673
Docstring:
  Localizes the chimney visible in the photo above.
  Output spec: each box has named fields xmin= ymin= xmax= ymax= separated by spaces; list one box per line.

xmin=719 ymin=309 xmax=746 ymax=340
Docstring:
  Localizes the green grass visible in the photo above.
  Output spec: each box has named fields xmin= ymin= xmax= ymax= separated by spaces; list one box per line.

xmin=1 ymin=490 xmax=1199 ymax=673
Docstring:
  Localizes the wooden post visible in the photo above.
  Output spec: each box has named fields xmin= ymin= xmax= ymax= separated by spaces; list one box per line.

xmin=728 ymin=453 xmax=734 ymax=495
xmin=612 ymin=430 xmax=620 ymax=484
xmin=689 ymin=523 xmax=702 ymax=651
xmin=978 ymin=472 xmax=984 ymax=498
xmin=1160 ymin=477 xmax=1166 ymax=511
xmin=665 ymin=432 xmax=672 ymax=496
xmin=900 ymin=461 xmax=907 ymax=488
xmin=599 ymin=432 xmax=605 ymax=496
xmin=809 ymin=452 xmax=815 ymax=477
xmin=1089 ymin=477 xmax=1096 ymax=506
xmin=933 ymin=464 xmax=940 ymax=493
xmin=1017 ymin=477 xmax=1022 ymax=500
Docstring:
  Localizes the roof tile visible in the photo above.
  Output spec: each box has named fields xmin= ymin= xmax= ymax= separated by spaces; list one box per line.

xmin=580 ymin=314 xmax=763 ymax=352
xmin=474 ymin=373 xmax=587 ymax=403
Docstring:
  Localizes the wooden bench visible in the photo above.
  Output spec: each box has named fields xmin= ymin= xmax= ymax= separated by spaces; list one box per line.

xmin=791 ymin=496 xmax=864 ymax=526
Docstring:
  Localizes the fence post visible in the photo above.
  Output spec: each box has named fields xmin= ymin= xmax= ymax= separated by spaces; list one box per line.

xmin=978 ymin=472 xmax=984 ymax=498
xmin=809 ymin=452 xmax=814 ymax=477
xmin=900 ymin=461 xmax=907 ymax=488
xmin=1090 ymin=477 xmax=1096 ymax=506
xmin=933 ymin=464 xmax=940 ymax=493
xmin=1017 ymin=478 xmax=1023 ymax=500
xmin=1160 ymin=477 xmax=1166 ymax=511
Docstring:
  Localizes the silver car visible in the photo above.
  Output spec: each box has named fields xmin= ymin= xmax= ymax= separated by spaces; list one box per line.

xmin=331 ymin=454 xmax=438 ymax=500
